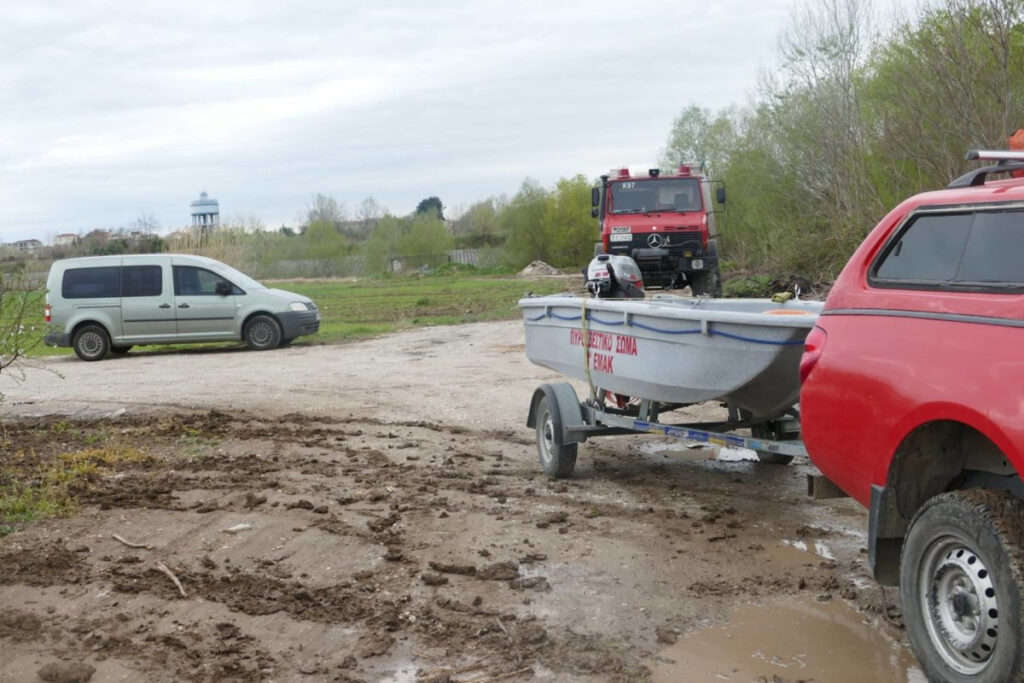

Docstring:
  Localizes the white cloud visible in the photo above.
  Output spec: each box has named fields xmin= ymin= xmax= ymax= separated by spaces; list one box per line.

xmin=0 ymin=0 xmax=819 ymax=240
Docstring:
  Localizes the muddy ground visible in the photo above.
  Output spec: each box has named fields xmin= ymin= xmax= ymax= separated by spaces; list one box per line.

xmin=1 ymin=321 xmax=919 ymax=682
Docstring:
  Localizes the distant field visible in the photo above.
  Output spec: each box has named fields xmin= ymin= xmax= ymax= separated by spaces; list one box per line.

xmin=25 ymin=271 xmax=577 ymax=357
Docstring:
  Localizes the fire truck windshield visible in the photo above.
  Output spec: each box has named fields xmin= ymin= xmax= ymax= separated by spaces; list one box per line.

xmin=609 ymin=178 xmax=701 ymax=214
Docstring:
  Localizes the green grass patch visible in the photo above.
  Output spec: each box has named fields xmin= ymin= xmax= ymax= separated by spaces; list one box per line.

xmin=0 ymin=445 xmax=151 ymax=528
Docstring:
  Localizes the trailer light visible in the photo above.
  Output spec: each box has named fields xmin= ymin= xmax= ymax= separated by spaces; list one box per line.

xmin=45 ymin=303 xmax=51 ymax=323
xmin=799 ymin=326 xmax=827 ymax=383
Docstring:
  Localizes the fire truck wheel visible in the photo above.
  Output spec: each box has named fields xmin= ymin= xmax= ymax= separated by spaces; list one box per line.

xmin=690 ymin=269 xmax=722 ymax=297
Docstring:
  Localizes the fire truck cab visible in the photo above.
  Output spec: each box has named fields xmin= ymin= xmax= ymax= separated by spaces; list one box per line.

xmin=591 ymin=164 xmax=725 ymax=295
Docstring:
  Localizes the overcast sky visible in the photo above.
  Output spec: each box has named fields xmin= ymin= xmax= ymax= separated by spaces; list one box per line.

xmin=3 ymin=0 xmax=859 ymax=242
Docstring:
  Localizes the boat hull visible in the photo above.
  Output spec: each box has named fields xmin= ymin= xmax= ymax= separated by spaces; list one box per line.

xmin=519 ymin=294 xmax=823 ymax=419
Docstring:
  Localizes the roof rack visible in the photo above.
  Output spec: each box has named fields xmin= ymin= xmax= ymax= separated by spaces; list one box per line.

xmin=947 ymin=150 xmax=1024 ymax=189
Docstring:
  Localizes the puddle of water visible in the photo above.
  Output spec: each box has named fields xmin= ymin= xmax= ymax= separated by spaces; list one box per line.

xmin=636 ymin=442 xmax=759 ymax=463
xmin=649 ymin=596 xmax=925 ymax=683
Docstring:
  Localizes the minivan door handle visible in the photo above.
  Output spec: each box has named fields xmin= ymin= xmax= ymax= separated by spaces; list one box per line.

xmin=178 ymin=303 xmax=190 ymax=309
xmin=159 ymin=303 xmax=171 ymax=309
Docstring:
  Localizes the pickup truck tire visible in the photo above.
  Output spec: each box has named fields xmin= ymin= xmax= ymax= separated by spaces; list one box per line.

xmin=900 ymin=489 xmax=1024 ymax=682
xmin=72 ymin=324 xmax=110 ymax=362
xmin=244 ymin=315 xmax=282 ymax=351
xmin=535 ymin=394 xmax=577 ymax=478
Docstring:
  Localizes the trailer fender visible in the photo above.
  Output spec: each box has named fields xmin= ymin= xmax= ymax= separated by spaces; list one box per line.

xmin=527 ymin=383 xmax=586 ymax=445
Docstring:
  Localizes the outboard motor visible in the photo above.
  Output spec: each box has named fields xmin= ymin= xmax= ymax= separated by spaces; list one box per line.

xmin=585 ymin=254 xmax=645 ymax=299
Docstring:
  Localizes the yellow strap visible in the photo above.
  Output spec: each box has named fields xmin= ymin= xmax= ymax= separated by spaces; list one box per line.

xmin=581 ymin=298 xmax=597 ymax=402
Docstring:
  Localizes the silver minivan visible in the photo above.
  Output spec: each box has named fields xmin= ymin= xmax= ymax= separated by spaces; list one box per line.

xmin=44 ymin=254 xmax=321 ymax=361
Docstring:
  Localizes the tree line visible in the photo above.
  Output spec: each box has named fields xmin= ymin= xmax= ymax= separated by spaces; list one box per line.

xmin=660 ymin=0 xmax=1024 ymax=282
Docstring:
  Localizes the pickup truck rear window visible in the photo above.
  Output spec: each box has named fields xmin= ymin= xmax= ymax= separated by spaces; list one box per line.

xmin=871 ymin=208 xmax=1024 ymax=290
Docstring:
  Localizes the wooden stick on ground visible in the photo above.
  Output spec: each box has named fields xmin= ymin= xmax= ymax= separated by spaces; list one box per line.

xmin=493 ymin=618 xmax=523 ymax=666
xmin=465 ymin=667 xmax=534 ymax=683
xmin=155 ymin=561 xmax=187 ymax=598
xmin=112 ymin=533 xmax=151 ymax=550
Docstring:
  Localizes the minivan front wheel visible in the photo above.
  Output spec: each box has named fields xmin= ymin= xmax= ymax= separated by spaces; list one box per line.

xmin=244 ymin=315 xmax=282 ymax=351
xmin=73 ymin=324 xmax=110 ymax=361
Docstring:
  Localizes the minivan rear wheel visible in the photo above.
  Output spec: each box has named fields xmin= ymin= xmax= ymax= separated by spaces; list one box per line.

xmin=244 ymin=315 xmax=282 ymax=351
xmin=73 ymin=324 xmax=110 ymax=361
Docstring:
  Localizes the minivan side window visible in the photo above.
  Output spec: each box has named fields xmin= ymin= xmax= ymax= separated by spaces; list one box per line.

xmin=62 ymin=267 xmax=121 ymax=299
xmin=872 ymin=209 xmax=1024 ymax=290
xmin=174 ymin=266 xmax=232 ymax=296
xmin=122 ymin=265 xmax=162 ymax=297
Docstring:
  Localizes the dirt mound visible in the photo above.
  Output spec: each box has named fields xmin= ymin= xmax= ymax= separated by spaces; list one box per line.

xmin=518 ymin=260 xmax=560 ymax=276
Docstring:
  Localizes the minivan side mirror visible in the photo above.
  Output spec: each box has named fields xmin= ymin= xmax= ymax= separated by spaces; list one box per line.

xmin=215 ymin=281 xmax=233 ymax=296
xmin=716 ymin=187 xmax=726 ymax=204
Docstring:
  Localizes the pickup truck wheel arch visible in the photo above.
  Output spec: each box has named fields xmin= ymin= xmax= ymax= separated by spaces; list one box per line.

xmin=870 ymin=421 xmax=1015 ymax=585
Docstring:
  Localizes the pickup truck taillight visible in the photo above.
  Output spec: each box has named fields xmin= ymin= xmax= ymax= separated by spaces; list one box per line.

xmin=799 ymin=326 xmax=826 ymax=383
xmin=45 ymin=303 xmax=51 ymax=323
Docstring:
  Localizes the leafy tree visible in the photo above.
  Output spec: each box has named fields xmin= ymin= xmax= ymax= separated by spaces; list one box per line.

xmin=500 ymin=179 xmax=552 ymax=267
xmin=362 ymin=215 xmax=406 ymax=274
xmin=415 ymin=196 xmax=445 ymax=221
xmin=303 ymin=193 xmax=347 ymax=233
xmin=400 ymin=213 xmax=453 ymax=268
xmin=0 ymin=277 xmax=45 ymax=403
xmin=546 ymin=175 xmax=596 ymax=268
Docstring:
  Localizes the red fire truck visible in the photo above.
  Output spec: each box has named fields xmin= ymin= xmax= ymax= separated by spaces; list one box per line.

xmin=591 ymin=164 xmax=725 ymax=295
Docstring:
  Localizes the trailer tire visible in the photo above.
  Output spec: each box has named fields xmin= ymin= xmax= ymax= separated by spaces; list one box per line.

xmin=755 ymin=451 xmax=794 ymax=465
xmin=751 ymin=423 xmax=794 ymax=464
xmin=900 ymin=489 xmax=1024 ymax=683
xmin=535 ymin=394 xmax=577 ymax=478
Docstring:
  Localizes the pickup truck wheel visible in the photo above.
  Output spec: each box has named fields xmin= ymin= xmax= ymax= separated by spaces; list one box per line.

xmin=244 ymin=315 xmax=282 ymax=351
xmin=535 ymin=394 xmax=577 ymax=478
xmin=900 ymin=489 xmax=1024 ymax=682
xmin=72 ymin=324 xmax=110 ymax=361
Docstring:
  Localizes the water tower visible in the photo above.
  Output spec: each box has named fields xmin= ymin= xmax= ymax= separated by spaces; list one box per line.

xmin=190 ymin=191 xmax=219 ymax=230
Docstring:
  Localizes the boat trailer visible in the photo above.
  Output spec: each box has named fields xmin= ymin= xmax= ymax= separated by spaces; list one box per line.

xmin=525 ymin=382 xmax=807 ymax=478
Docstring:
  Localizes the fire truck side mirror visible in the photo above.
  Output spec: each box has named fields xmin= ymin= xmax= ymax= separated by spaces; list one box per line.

xmin=716 ymin=187 xmax=727 ymax=204
xmin=591 ymin=187 xmax=600 ymax=208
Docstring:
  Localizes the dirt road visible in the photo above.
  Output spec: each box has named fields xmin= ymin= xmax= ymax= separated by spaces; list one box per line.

xmin=1 ymin=322 xmax=922 ymax=681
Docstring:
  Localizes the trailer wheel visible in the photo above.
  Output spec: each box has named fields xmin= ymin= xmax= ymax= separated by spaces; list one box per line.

xmin=535 ymin=394 xmax=577 ymax=478
xmin=900 ymin=489 xmax=1024 ymax=682
xmin=751 ymin=423 xmax=794 ymax=464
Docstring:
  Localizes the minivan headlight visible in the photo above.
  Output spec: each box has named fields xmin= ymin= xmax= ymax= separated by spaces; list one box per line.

xmin=289 ymin=302 xmax=308 ymax=312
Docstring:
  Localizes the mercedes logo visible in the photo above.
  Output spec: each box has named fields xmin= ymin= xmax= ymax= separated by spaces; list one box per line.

xmin=647 ymin=234 xmax=664 ymax=248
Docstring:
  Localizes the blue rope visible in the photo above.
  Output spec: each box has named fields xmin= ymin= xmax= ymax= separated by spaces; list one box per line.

xmin=524 ymin=307 xmax=804 ymax=346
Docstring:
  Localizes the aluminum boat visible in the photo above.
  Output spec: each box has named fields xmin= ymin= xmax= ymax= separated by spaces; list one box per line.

xmin=519 ymin=294 xmax=823 ymax=419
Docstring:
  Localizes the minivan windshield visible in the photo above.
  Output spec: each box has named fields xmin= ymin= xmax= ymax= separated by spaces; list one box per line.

xmin=210 ymin=262 xmax=266 ymax=291
xmin=609 ymin=178 xmax=702 ymax=214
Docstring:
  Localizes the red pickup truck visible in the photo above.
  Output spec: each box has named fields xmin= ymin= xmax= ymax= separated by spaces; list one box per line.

xmin=800 ymin=149 xmax=1024 ymax=682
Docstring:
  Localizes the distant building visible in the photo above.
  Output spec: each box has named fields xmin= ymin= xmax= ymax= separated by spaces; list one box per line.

xmin=190 ymin=191 xmax=220 ymax=230
xmin=7 ymin=239 xmax=42 ymax=253
xmin=54 ymin=233 xmax=78 ymax=247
